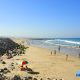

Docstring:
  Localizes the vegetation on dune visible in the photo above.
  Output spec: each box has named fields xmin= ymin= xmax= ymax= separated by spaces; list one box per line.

xmin=16 ymin=44 xmax=29 ymax=53
xmin=0 ymin=38 xmax=29 ymax=57
xmin=0 ymin=38 xmax=19 ymax=55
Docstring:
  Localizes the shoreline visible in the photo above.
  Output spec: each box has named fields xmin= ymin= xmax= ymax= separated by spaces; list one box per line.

xmin=13 ymin=38 xmax=80 ymax=58
xmin=29 ymin=44 xmax=80 ymax=58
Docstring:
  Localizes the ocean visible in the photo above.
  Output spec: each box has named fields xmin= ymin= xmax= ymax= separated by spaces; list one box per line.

xmin=27 ymin=38 xmax=80 ymax=57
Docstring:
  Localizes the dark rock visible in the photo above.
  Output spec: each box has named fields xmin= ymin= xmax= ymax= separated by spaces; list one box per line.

xmin=24 ymin=77 xmax=28 ymax=80
xmin=33 ymin=78 xmax=37 ymax=80
xmin=27 ymin=76 xmax=32 ymax=80
xmin=11 ymin=75 xmax=22 ymax=80
xmin=2 ymin=61 xmax=6 ymax=64
xmin=3 ymin=68 xmax=9 ymax=74
xmin=4 ymin=67 xmax=8 ymax=70
xmin=26 ymin=68 xmax=33 ymax=72
xmin=40 ymin=78 xmax=43 ymax=80
xmin=0 ymin=73 xmax=6 ymax=80
xmin=11 ymin=62 xmax=14 ymax=64
xmin=28 ymin=71 xmax=40 ymax=74
xmin=0 ymin=69 xmax=4 ymax=72
xmin=47 ymin=78 xmax=51 ymax=80
xmin=10 ymin=66 xmax=15 ymax=70
xmin=11 ymin=64 xmax=14 ymax=66
xmin=4 ymin=70 xmax=8 ymax=74
xmin=0 ymin=77 xmax=5 ymax=80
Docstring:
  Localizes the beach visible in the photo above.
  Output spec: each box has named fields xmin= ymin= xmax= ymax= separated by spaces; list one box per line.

xmin=25 ymin=46 xmax=80 ymax=80
xmin=0 ymin=39 xmax=80 ymax=80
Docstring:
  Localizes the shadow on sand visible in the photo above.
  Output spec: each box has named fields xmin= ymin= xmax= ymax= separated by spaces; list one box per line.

xmin=26 ymin=68 xmax=40 ymax=75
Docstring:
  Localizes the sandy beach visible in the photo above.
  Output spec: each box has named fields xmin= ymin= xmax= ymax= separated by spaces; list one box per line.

xmin=0 ymin=39 xmax=80 ymax=80
xmin=25 ymin=46 xmax=80 ymax=80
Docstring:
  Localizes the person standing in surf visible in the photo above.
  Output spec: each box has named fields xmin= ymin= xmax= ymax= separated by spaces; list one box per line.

xmin=58 ymin=45 xmax=61 ymax=52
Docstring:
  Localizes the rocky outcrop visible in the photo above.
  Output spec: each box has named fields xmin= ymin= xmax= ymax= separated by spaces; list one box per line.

xmin=0 ymin=38 xmax=19 ymax=55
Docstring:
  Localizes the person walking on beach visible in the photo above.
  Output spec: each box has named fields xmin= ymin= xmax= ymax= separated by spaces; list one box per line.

xmin=79 ymin=53 xmax=80 ymax=58
xmin=66 ymin=54 xmax=68 ymax=61
xmin=54 ymin=50 xmax=56 ymax=55
xmin=58 ymin=46 xmax=61 ymax=52
xmin=51 ymin=51 xmax=52 ymax=55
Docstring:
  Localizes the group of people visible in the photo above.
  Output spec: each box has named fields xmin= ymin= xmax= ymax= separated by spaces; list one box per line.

xmin=50 ymin=46 xmax=69 ymax=61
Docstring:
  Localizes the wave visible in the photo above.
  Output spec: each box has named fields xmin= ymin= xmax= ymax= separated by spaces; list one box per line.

xmin=64 ymin=40 xmax=80 ymax=45
xmin=45 ymin=39 xmax=80 ymax=45
xmin=44 ymin=40 xmax=54 ymax=44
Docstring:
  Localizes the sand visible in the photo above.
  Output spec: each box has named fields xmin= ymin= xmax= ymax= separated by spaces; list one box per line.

xmin=25 ymin=46 xmax=80 ymax=80
xmin=0 ymin=39 xmax=80 ymax=80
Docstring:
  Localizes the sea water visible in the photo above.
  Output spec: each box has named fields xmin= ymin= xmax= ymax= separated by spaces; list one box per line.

xmin=27 ymin=38 xmax=80 ymax=57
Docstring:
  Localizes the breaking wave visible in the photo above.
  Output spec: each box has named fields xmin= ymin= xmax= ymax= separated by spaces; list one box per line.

xmin=44 ymin=39 xmax=80 ymax=46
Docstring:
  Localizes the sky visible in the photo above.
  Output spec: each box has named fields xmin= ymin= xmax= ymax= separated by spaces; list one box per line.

xmin=0 ymin=0 xmax=80 ymax=38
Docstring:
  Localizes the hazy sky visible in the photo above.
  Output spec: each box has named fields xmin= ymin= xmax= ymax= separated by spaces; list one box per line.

xmin=0 ymin=0 xmax=80 ymax=38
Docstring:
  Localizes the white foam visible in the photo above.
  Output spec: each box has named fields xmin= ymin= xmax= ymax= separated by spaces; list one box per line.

xmin=64 ymin=40 xmax=80 ymax=44
xmin=45 ymin=40 xmax=54 ymax=44
xmin=53 ymin=39 xmax=80 ymax=45
xmin=45 ymin=39 xmax=80 ymax=45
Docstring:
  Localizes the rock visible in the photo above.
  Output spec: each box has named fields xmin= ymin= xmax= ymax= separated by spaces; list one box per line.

xmin=24 ymin=77 xmax=28 ymax=80
xmin=2 ymin=61 xmax=6 ymax=64
xmin=59 ymin=79 xmax=63 ymax=80
xmin=27 ymin=76 xmax=32 ymax=80
xmin=11 ymin=75 xmax=22 ymax=80
xmin=33 ymin=78 xmax=37 ymax=80
xmin=4 ymin=70 xmax=8 ymax=74
xmin=11 ymin=62 xmax=14 ymax=64
xmin=47 ymin=78 xmax=51 ymax=80
xmin=27 ymin=71 xmax=39 ymax=74
xmin=0 ymin=68 xmax=10 ymax=74
xmin=11 ymin=64 xmax=14 ymax=66
xmin=4 ymin=69 xmax=10 ymax=74
xmin=0 ymin=69 xmax=4 ymax=72
xmin=9 ymin=65 xmax=15 ymax=70
xmin=26 ymin=68 xmax=33 ymax=72
xmin=40 ymin=78 xmax=43 ymax=80
xmin=0 ymin=76 xmax=5 ymax=80
xmin=4 ymin=67 xmax=8 ymax=70
xmin=0 ymin=73 xmax=6 ymax=80
xmin=53 ymin=79 xmax=57 ymax=80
